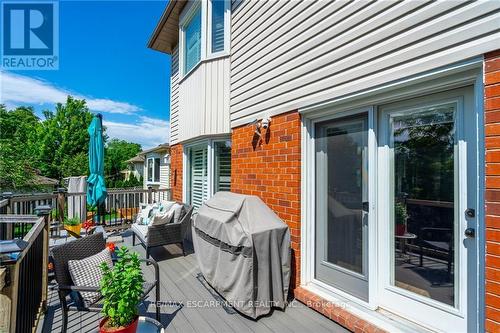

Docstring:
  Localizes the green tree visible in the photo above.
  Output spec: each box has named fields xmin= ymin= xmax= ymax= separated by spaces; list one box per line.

xmin=104 ymin=139 xmax=142 ymax=188
xmin=37 ymin=96 xmax=94 ymax=179
xmin=0 ymin=105 xmax=41 ymax=190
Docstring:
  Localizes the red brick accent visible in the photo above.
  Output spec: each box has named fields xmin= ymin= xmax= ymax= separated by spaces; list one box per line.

xmin=295 ymin=287 xmax=387 ymax=333
xmin=170 ymin=143 xmax=183 ymax=202
xmin=485 ymin=50 xmax=500 ymax=333
xmin=231 ymin=111 xmax=302 ymax=288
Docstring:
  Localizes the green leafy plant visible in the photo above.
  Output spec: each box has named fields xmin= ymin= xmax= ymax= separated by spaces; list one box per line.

xmin=395 ymin=202 xmax=408 ymax=225
xmin=64 ymin=217 xmax=81 ymax=226
xmin=99 ymin=247 xmax=144 ymax=328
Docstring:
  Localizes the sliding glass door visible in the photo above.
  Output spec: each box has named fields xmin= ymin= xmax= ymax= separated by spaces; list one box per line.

xmin=315 ymin=113 xmax=369 ymax=301
xmin=377 ymin=87 xmax=477 ymax=332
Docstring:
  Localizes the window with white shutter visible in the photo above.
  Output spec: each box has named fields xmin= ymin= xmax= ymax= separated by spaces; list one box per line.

xmin=188 ymin=145 xmax=208 ymax=209
xmin=214 ymin=141 xmax=231 ymax=192
xmin=210 ymin=0 xmax=225 ymax=53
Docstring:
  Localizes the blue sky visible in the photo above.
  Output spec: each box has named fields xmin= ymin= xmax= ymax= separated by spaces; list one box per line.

xmin=0 ymin=0 xmax=172 ymax=148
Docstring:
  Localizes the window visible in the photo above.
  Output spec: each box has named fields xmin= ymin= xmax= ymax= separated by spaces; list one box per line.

xmin=211 ymin=0 xmax=225 ymax=53
xmin=147 ymin=158 xmax=153 ymax=182
xmin=147 ymin=157 xmax=161 ymax=183
xmin=183 ymin=6 xmax=202 ymax=74
xmin=214 ymin=141 xmax=231 ymax=192
xmin=180 ymin=0 xmax=230 ymax=77
xmin=185 ymin=139 xmax=231 ymax=209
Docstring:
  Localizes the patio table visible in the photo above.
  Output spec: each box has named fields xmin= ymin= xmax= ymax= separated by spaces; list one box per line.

xmin=137 ymin=316 xmax=164 ymax=333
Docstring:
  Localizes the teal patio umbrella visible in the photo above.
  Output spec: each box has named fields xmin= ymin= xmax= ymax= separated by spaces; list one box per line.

xmin=87 ymin=114 xmax=107 ymax=208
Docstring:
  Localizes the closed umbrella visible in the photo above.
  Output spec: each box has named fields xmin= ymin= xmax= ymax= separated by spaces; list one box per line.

xmin=87 ymin=114 xmax=107 ymax=208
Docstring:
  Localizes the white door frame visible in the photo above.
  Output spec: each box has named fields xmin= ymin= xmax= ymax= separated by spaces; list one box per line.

xmin=300 ymin=59 xmax=484 ymax=331
xmin=377 ymin=87 xmax=475 ymax=332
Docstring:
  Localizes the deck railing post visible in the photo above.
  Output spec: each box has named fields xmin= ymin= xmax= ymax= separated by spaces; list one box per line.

xmin=1 ymin=192 xmax=13 ymax=239
xmin=56 ymin=188 xmax=66 ymax=227
xmin=35 ymin=205 xmax=51 ymax=316
xmin=148 ymin=186 xmax=153 ymax=204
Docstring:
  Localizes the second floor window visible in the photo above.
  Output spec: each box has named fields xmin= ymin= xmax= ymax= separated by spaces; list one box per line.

xmin=211 ymin=0 xmax=225 ymax=53
xmin=147 ymin=157 xmax=161 ymax=183
xmin=184 ymin=6 xmax=202 ymax=74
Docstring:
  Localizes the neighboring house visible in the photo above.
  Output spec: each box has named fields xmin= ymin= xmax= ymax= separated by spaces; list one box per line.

xmin=123 ymin=154 xmax=145 ymax=182
xmin=125 ymin=144 xmax=171 ymax=191
xmin=31 ymin=175 xmax=59 ymax=193
xmin=149 ymin=1 xmax=500 ymax=332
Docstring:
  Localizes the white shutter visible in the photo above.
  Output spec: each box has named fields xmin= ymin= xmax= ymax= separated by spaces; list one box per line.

xmin=211 ymin=0 xmax=225 ymax=53
xmin=215 ymin=142 xmax=231 ymax=192
xmin=190 ymin=146 xmax=208 ymax=209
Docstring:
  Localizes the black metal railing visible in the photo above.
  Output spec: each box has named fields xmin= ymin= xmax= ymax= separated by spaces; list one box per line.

xmin=0 ymin=187 xmax=171 ymax=235
xmin=0 ymin=208 xmax=49 ymax=333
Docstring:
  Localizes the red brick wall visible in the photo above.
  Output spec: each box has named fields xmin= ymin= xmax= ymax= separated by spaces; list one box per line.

xmin=231 ymin=111 xmax=302 ymax=289
xmin=170 ymin=143 xmax=183 ymax=202
xmin=485 ymin=50 xmax=500 ymax=333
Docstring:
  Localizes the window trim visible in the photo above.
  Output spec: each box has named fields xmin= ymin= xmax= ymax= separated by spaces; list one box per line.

xmin=146 ymin=156 xmax=161 ymax=184
xmin=179 ymin=0 xmax=204 ymax=78
xmin=206 ymin=0 xmax=231 ymax=58
xmin=179 ymin=0 xmax=230 ymax=79
xmin=182 ymin=136 xmax=231 ymax=206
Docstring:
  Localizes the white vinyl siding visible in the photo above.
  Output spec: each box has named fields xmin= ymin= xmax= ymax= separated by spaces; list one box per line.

xmin=170 ymin=47 xmax=180 ymax=144
xmin=178 ymin=56 xmax=231 ymax=142
xmin=160 ymin=157 xmax=170 ymax=189
xmin=229 ymin=0 xmax=500 ymax=127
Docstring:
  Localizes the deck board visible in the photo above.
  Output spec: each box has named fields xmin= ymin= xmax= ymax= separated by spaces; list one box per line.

xmin=40 ymin=232 xmax=349 ymax=333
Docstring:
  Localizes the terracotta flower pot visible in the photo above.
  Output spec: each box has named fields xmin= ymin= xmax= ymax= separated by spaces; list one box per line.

xmin=99 ymin=316 xmax=139 ymax=333
xmin=64 ymin=224 xmax=81 ymax=236
xmin=395 ymin=224 xmax=406 ymax=236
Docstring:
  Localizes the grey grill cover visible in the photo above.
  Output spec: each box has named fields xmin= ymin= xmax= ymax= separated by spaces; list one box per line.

xmin=192 ymin=192 xmax=291 ymax=319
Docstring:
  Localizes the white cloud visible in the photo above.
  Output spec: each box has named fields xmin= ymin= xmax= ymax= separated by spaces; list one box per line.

xmin=103 ymin=116 xmax=170 ymax=149
xmin=0 ymin=71 xmax=142 ymax=115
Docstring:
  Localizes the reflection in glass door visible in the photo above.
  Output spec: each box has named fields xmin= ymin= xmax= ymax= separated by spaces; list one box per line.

xmin=391 ymin=106 xmax=456 ymax=306
xmin=378 ymin=87 xmax=477 ymax=332
xmin=315 ymin=113 xmax=369 ymax=301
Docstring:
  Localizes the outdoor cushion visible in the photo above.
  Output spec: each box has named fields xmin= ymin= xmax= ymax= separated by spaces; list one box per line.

xmin=159 ymin=200 xmax=176 ymax=213
xmin=151 ymin=209 xmax=174 ymax=226
xmin=132 ymin=223 xmax=149 ymax=242
xmin=67 ymin=248 xmax=113 ymax=306
xmin=170 ymin=203 xmax=186 ymax=223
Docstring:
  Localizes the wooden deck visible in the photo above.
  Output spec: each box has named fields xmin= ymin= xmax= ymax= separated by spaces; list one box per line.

xmin=40 ymin=231 xmax=349 ymax=333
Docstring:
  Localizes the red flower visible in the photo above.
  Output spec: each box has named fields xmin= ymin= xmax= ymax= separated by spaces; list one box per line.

xmin=106 ymin=242 xmax=115 ymax=252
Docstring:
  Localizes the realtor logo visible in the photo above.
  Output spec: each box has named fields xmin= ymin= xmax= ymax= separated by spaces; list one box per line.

xmin=1 ymin=1 xmax=59 ymax=70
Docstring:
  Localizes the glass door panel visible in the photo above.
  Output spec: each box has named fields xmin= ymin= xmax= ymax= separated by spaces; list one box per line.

xmin=391 ymin=106 xmax=456 ymax=306
xmin=315 ymin=113 xmax=369 ymax=301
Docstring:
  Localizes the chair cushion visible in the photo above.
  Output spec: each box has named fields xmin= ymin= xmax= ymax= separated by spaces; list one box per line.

xmin=159 ymin=200 xmax=176 ymax=213
xmin=67 ymin=248 xmax=113 ymax=306
xmin=151 ymin=209 xmax=174 ymax=226
xmin=170 ymin=203 xmax=186 ymax=223
xmin=132 ymin=223 xmax=149 ymax=242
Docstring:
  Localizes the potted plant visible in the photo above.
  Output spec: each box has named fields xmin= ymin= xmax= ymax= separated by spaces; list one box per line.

xmin=99 ymin=246 xmax=144 ymax=333
xmin=63 ymin=217 xmax=82 ymax=236
xmin=394 ymin=202 xmax=408 ymax=236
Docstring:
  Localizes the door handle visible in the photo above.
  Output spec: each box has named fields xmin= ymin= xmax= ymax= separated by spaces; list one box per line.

xmin=362 ymin=201 xmax=369 ymax=212
xmin=464 ymin=228 xmax=475 ymax=238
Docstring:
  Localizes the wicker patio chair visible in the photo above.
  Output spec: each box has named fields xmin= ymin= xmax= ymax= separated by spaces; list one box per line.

xmin=132 ymin=204 xmax=193 ymax=259
xmin=51 ymin=232 xmax=160 ymax=332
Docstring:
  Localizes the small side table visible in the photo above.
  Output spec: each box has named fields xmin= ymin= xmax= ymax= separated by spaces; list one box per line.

xmin=395 ymin=232 xmax=417 ymax=264
xmin=137 ymin=316 xmax=164 ymax=333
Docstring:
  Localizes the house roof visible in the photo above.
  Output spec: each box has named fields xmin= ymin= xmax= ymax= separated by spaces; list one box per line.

xmin=139 ymin=143 xmax=170 ymax=155
xmin=147 ymin=0 xmax=186 ymax=54
xmin=126 ymin=155 xmax=145 ymax=163
xmin=127 ymin=143 xmax=170 ymax=164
